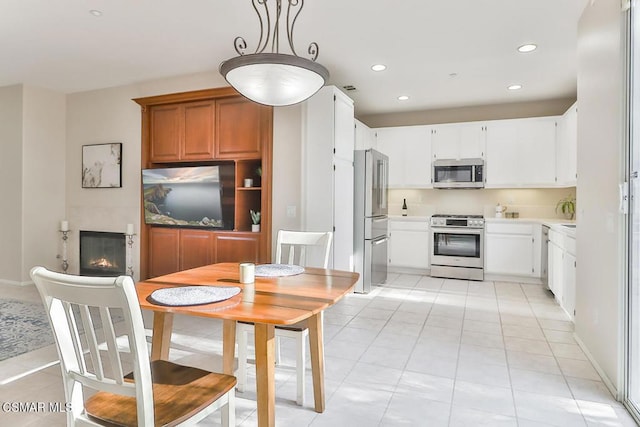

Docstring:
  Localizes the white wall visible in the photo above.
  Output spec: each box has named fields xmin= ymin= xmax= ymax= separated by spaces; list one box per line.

xmin=575 ymin=0 xmax=624 ymax=392
xmin=22 ymin=86 xmax=66 ymax=282
xmin=360 ymin=98 xmax=576 ymax=128
xmin=0 ymin=85 xmax=65 ymax=284
xmin=66 ymin=84 xmax=143 ymax=278
xmin=0 ymin=85 xmax=23 ymax=284
xmin=272 ymin=105 xmax=303 ymax=257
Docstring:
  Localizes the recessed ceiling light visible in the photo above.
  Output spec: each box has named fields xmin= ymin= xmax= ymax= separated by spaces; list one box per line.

xmin=89 ymin=9 xmax=103 ymax=17
xmin=508 ymin=84 xmax=523 ymax=91
xmin=517 ymin=44 xmax=537 ymax=53
xmin=371 ymin=64 xmax=387 ymax=72
xmin=398 ymin=95 xmax=409 ymax=101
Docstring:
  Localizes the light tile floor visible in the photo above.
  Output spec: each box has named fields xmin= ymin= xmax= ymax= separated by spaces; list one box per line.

xmin=1 ymin=273 xmax=638 ymax=426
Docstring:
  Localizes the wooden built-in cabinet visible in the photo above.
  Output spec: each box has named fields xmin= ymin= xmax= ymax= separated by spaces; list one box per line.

xmin=216 ymin=98 xmax=263 ymax=159
xmin=148 ymin=228 xmax=261 ymax=278
xmin=149 ymin=100 xmax=216 ymax=162
xmin=135 ymin=87 xmax=272 ymax=279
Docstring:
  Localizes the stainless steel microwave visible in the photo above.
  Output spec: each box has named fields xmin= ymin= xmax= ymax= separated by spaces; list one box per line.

xmin=432 ymin=158 xmax=484 ymax=189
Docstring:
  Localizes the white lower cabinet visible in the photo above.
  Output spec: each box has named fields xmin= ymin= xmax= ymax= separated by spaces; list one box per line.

xmin=548 ymin=228 xmax=576 ymax=320
xmin=389 ymin=219 xmax=430 ymax=270
xmin=484 ymin=222 xmax=541 ymax=278
xmin=548 ymin=237 xmax=564 ymax=302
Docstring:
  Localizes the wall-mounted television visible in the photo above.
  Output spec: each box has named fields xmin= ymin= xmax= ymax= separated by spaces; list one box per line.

xmin=142 ymin=165 xmax=234 ymax=229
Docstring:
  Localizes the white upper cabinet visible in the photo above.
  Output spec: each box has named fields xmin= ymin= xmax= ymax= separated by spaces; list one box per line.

xmin=354 ymin=119 xmax=376 ymax=151
xmin=485 ymin=117 xmax=558 ymax=188
xmin=556 ymin=102 xmax=577 ymax=187
xmin=431 ymin=122 xmax=486 ymax=160
xmin=376 ymin=126 xmax=431 ymax=188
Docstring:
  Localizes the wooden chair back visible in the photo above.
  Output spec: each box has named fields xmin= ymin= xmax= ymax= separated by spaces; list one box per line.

xmin=275 ymin=230 xmax=333 ymax=268
xmin=30 ymin=266 xmax=155 ymax=425
xmin=31 ymin=267 xmax=237 ymax=426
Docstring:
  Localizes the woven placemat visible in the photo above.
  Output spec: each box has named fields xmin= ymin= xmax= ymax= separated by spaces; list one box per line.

xmin=149 ymin=286 xmax=241 ymax=306
xmin=255 ymin=264 xmax=305 ymax=277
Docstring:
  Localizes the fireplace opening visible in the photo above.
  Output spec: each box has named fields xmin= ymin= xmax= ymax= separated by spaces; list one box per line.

xmin=80 ymin=231 xmax=126 ymax=277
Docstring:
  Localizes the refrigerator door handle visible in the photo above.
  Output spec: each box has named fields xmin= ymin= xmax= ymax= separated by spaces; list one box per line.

xmin=372 ymin=236 xmax=389 ymax=245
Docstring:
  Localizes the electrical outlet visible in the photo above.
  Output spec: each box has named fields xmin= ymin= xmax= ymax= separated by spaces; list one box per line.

xmin=286 ymin=205 xmax=296 ymax=218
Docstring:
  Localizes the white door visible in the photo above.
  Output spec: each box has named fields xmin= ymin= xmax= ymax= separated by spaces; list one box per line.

xmin=518 ymin=117 xmax=557 ymax=186
xmin=485 ymin=234 xmax=534 ymax=276
xmin=403 ymin=126 xmax=431 ymax=187
xmin=376 ymin=128 xmax=405 ymax=188
xmin=485 ymin=120 xmax=520 ymax=187
xmin=431 ymin=125 xmax=460 ymax=160
xmin=459 ymin=123 xmax=486 ymax=159
xmin=333 ymin=157 xmax=353 ymax=271
xmin=334 ymin=92 xmax=354 ymax=161
xmin=549 ymin=241 xmax=564 ymax=305
xmin=563 ymin=252 xmax=576 ymax=320
xmin=389 ymin=230 xmax=429 ymax=269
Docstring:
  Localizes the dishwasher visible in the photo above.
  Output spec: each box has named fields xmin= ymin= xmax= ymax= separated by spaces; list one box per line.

xmin=541 ymin=225 xmax=550 ymax=289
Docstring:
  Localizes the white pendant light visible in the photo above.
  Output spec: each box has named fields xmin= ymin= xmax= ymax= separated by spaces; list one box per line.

xmin=219 ymin=0 xmax=329 ymax=107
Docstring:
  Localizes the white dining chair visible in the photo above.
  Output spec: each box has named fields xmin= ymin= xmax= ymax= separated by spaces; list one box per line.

xmin=30 ymin=266 xmax=236 ymax=427
xmin=236 ymin=230 xmax=333 ymax=406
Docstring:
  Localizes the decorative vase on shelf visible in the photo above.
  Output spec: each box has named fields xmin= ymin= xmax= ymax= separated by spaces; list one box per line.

xmin=250 ymin=209 xmax=261 ymax=232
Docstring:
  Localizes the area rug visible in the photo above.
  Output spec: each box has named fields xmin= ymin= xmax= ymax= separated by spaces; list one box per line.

xmin=0 ymin=299 xmax=54 ymax=362
xmin=0 ymin=298 xmax=124 ymax=362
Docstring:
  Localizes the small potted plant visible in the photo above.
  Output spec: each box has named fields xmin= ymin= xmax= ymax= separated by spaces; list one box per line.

xmin=250 ymin=210 xmax=261 ymax=232
xmin=556 ymin=195 xmax=576 ymax=220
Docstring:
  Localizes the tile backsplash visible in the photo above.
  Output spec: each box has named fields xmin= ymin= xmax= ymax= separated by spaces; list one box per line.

xmin=389 ymin=187 xmax=576 ymax=219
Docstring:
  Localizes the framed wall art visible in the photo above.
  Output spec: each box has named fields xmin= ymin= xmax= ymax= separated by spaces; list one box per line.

xmin=82 ymin=143 xmax=122 ymax=188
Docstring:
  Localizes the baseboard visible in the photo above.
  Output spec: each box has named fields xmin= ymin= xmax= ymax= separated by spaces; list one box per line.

xmin=483 ymin=273 xmax=542 ymax=285
xmin=0 ymin=279 xmax=33 ymax=287
xmin=388 ymin=266 xmax=430 ymax=275
xmin=573 ymin=333 xmax=620 ymax=400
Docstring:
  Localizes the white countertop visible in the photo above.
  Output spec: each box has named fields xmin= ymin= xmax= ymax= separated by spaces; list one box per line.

xmin=389 ymin=215 xmax=430 ymax=222
xmin=485 ymin=217 xmax=576 ymax=236
xmin=390 ymin=215 xmax=577 ymax=236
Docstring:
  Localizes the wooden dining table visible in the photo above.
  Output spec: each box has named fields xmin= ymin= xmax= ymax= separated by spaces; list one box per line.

xmin=135 ymin=262 xmax=359 ymax=427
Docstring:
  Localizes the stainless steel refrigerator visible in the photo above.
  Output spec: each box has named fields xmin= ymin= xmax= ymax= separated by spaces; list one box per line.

xmin=353 ymin=149 xmax=389 ymax=293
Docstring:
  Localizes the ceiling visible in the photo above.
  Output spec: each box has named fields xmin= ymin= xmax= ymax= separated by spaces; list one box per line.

xmin=0 ymin=0 xmax=587 ymax=116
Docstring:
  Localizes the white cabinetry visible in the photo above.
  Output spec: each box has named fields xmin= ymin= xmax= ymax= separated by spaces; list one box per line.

xmin=303 ymin=86 xmax=354 ymax=271
xmin=355 ymin=119 xmax=376 ymax=150
xmin=485 ymin=117 xmax=558 ymax=188
xmin=388 ymin=219 xmax=430 ymax=270
xmin=556 ymin=102 xmax=577 ymax=186
xmin=431 ymin=122 xmax=486 ymax=160
xmin=376 ymin=126 xmax=431 ymax=188
xmin=484 ymin=222 xmax=541 ymax=278
xmin=548 ymin=227 xmax=576 ymax=320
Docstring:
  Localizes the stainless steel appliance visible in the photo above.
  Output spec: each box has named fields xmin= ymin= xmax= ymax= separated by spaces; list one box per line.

xmin=430 ymin=214 xmax=484 ymax=280
xmin=541 ymin=225 xmax=550 ymax=288
xmin=432 ymin=158 xmax=484 ymax=189
xmin=354 ymin=149 xmax=389 ymax=293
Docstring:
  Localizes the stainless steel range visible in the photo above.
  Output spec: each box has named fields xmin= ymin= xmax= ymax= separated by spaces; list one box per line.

xmin=430 ymin=214 xmax=484 ymax=280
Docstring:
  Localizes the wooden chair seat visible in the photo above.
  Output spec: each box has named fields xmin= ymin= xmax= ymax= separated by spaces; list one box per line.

xmin=85 ymin=360 xmax=236 ymax=427
xmin=274 ymin=320 xmax=308 ymax=332
xmin=29 ymin=266 xmax=236 ymax=426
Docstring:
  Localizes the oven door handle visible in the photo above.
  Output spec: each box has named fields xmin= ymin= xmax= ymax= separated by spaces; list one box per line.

xmin=431 ymin=228 xmax=483 ymax=235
